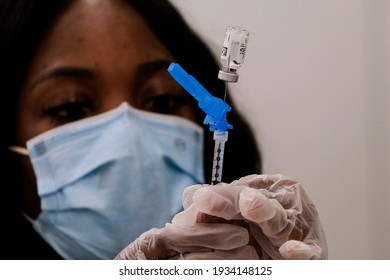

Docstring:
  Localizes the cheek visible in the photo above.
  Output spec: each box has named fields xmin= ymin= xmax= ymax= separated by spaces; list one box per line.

xmin=177 ymin=104 xmax=199 ymax=124
xmin=20 ymin=157 xmax=37 ymax=192
xmin=18 ymin=155 xmax=41 ymax=219
xmin=14 ymin=103 xmax=32 ymax=146
xmin=15 ymin=108 xmax=45 ymax=146
xmin=15 ymin=93 xmax=56 ymax=145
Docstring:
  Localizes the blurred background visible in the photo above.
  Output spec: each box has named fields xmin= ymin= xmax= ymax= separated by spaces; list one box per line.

xmin=170 ymin=0 xmax=390 ymax=259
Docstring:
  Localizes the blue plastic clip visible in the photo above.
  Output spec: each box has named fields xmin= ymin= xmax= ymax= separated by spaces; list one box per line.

xmin=167 ymin=62 xmax=233 ymax=131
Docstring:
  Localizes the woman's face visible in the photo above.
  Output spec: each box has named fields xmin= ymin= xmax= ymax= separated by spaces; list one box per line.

xmin=15 ymin=0 xmax=196 ymax=218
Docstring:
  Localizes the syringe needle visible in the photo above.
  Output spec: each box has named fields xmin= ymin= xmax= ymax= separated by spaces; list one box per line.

xmin=223 ymin=81 xmax=227 ymax=102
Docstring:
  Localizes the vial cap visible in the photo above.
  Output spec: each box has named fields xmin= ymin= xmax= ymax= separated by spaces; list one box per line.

xmin=218 ymin=70 xmax=239 ymax=83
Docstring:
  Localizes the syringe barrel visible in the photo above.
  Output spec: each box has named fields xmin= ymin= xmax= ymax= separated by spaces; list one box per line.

xmin=211 ymin=131 xmax=228 ymax=184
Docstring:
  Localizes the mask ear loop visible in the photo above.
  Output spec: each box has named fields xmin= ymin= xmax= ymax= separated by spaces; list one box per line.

xmin=8 ymin=146 xmax=29 ymax=156
xmin=8 ymin=145 xmax=34 ymax=223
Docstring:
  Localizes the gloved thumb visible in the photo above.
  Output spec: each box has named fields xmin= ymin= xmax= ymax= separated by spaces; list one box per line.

xmin=114 ymin=228 xmax=175 ymax=260
xmin=279 ymin=240 xmax=323 ymax=260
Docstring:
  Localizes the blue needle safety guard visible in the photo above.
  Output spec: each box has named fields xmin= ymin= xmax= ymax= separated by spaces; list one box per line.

xmin=167 ymin=62 xmax=232 ymax=132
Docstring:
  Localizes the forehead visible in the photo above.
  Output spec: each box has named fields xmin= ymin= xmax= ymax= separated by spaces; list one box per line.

xmin=29 ymin=0 xmax=172 ymax=73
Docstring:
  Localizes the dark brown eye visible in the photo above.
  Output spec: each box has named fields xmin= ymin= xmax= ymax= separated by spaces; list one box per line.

xmin=142 ymin=93 xmax=191 ymax=115
xmin=45 ymin=100 xmax=95 ymax=125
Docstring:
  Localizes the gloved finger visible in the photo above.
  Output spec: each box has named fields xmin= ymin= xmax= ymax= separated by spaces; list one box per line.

xmin=279 ymin=240 xmax=323 ymax=260
xmin=172 ymin=201 xmax=245 ymax=227
xmin=239 ymin=187 xmax=292 ymax=240
xmin=170 ymin=245 xmax=259 ymax=260
xmin=232 ymin=174 xmax=301 ymax=209
xmin=182 ymin=184 xmax=205 ymax=209
xmin=114 ymin=228 xmax=171 ymax=260
xmin=191 ymin=184 xmax=245 ymax=220
xmin=182 ymin=183 xmax=229 ymax=210
xmin=163 ymin=222 xmax=250 ymax=251
xmin=191 ymin=183 xmax=288 ymax=229
xmin=191 ymin=182 xmax=297 ymax=245
xmin=171 ymin=204 xmax=199 ymax=226
xmin=114 ymin=222 xmax=250 ymax=260
xmin=186 ymin=175 xmax=290 ymax=220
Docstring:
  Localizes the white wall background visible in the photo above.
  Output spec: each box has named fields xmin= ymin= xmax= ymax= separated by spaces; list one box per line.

xmin=170 ymin=0 xmax=390 ymax=259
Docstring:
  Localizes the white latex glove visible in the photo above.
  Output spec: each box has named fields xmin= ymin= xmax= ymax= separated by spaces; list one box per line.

xmin=182 ymin=174 xmax=328 ymax=260
xmin=114 ymin=219 xmax=259 ymax=260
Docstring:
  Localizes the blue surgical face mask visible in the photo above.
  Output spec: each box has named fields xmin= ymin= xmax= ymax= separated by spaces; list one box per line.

xmin=13 ymin=102 xmax=204 ymax=259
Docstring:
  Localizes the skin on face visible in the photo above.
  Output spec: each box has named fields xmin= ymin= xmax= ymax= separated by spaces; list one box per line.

xmin=15 ymin=0 xmax=197 ymax=218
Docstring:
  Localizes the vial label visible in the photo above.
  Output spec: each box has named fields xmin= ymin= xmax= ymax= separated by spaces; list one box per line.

xmin=220 ymin=26 xmax=249 ymax=71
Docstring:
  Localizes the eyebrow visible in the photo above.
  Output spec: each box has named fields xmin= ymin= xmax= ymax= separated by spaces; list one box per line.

xmin=31 ymin=67 xmax=94 ymax=89
xmin=31 ymin=59 xmax=174 ymax=90
xmin=135 ymin=59 xmax=173 ymax=79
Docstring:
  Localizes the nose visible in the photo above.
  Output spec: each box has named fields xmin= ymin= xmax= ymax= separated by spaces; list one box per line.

xmin=97 ymin=90 xmax=135 ymax=114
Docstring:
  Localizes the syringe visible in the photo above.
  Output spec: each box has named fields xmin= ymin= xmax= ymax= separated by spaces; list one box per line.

xmin=167 ymin=26 xmax=249 ymax=185
xmin=210 ymin=26 xmax=249 ymax=184
xmin=167 ymin=63 xmax=232 ymax=185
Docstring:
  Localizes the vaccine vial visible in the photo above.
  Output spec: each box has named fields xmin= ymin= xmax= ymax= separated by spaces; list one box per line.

xmin=218 ymin=26 xmax=249 ymax=83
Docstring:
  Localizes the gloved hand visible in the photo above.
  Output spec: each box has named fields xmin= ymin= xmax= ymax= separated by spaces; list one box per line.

xmin=114 ymin=216 xmax=259 ymax=260
xmin=181 ymin=174 xmax=328 ymax=260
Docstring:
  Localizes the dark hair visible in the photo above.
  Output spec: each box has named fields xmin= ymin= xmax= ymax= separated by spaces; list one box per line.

xmin=0 ymin=0 xmax=261 ymax=259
